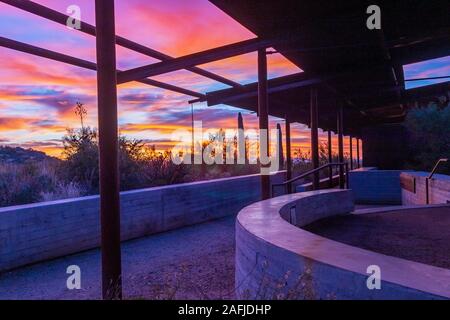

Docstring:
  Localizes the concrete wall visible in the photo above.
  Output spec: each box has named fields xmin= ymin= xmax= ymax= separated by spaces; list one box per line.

xmin=236 ymin=190 xmax=450 ymax=300
xmin=0 ymin=171 xmax=286 ymax=272
xmin=348 ymin=168 xmax=405 ymax=204
xmin=401 ymin=172 xmax=450 ymax=205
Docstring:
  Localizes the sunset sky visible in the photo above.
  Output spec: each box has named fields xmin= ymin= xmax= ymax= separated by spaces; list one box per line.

xmin=0 ymin=0 xmax=448 ymax=158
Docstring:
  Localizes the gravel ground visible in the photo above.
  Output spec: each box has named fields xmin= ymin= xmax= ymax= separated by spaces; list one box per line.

xmin=0 ymin=216 xmax=236 ymax=300
xmin=304 ymin=206 xmax=450 ymax=269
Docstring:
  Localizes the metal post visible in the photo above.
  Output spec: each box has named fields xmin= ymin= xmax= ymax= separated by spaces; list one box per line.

xmin=277 ymin=123 xmax=284 ymax=171
xmin=258 ymin=48 xmax=270 ymax=200
xmin=285 ymin=116 xmax=292 ymax=193
xmin=328 ymin=130 xmax=333 ymax=188
xmin=95 ymin=0 xmax=122 ymax=300
xmin=191 ymin=103 xmax=195 ymax=164
xmin=238 ymin=112 xmax=246 ymax=164
xmin=310 ymin=87 xmax=320 ymax=190
xmin=349 ymin=136 xmax=353 ymax=170
xmin=356 ymin=138 xmax=360 ymax=168
xmin=337 ymin=104 xmax=345 ymax=189
xmin=345 ymin=162 xmax=350 ymax=189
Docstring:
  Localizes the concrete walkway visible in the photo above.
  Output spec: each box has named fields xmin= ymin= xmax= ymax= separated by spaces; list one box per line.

xmin=0 ymin=216 xmax=236 ymax=300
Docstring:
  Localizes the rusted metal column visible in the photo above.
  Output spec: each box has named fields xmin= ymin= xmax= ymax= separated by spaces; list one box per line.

xmin=310 ymin=87 xmax=320 ymax=190
xmin=356 ymin=138 xmax=361 ymax=168
xmin=237 ymin=112 xmax=246 ymax=164
xmin=349 ymin=136 xmax=353 ymax=170
xmin=258 ymin=48 xmax=270 ymax=200
xmin=337 ymin=105 xmax=345 ymax=189
xmin=95 ymin=0 xmax=122 ymax=300
xmin=285 ymin=116 xmax=292 ymax=193
xmin=277 ymin=123 xmax=284 ymax=171
xmin=328 ymin=130 xmax=333 ymax=188
xmin=190 ymin=103 xmax=196 ymax=165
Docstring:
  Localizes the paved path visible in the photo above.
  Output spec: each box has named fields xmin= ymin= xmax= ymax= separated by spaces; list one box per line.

xmin=0 ymin=216 xmax=236 ymax=300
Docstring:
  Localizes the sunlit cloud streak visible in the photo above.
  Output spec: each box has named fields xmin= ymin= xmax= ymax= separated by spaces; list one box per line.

xmin=0 ymin=0 xmax=443 ymax=158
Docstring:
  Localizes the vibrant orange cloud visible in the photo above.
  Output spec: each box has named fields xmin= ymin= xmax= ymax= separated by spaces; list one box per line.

xmin=0 ymin=0 xmax=315 ymax=160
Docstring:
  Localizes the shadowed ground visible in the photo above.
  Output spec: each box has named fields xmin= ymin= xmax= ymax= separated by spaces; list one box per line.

xmin=0 ymin=216 xmax=236 ymax=300
xmin=304 ymin=207 xmax=450 ymax=269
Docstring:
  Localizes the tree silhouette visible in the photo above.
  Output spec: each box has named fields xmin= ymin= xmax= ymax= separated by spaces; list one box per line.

xmin=74 ymin=102 xmax=87 ymax=130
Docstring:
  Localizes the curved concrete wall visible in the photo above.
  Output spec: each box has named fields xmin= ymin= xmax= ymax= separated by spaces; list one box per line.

xmin=236 ymin=190 xmax=450 ymax=299
xmin=0 ymin=171 xmax=286 ymax=272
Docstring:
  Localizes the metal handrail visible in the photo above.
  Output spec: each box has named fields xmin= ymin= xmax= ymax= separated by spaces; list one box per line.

xmin=271 ymin=162 xmax=348 ymax=197
xmin=428 ymin=158 xmax=448 ymax=179
xmin=426 ymin=158 xmax=448 ymax=204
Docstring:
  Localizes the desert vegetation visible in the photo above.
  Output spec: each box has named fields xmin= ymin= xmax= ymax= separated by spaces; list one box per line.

xmin=0 ymin=140 xmax=340 ymax=207
xmin=0 ymin=104 xmax=352 ymax=208
xmin=404 ymin=100 xmax=450 ymax=174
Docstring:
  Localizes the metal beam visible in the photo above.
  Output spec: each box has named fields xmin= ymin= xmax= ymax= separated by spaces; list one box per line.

xmin=118 ymin=38 xmax=273 ymax=84
xmin=95 ymin=0 xmax=121 ymax=300
xmin=1 ymin=0 xmax=241 ymax=88
xmin=328 ymin=130 xmax=333 ymax=188
xmin=337 ymin=105 xmax=345 ymax=189
xmin=285 ymin=115 xmax=292 ymax=193
xmin=356 ymin=138 xmax=360 ymax=168
xmin=258 ymin=48 xmax=270 ymax=200
xmin=349 ymin=136 xmax=353 ymax=170
xmin=201 ymin=66 xmax=387 ymax=106
xmin=204 ymin=73 xmax=322 ymax=106
xmin=0 ymin=36 xmax=205 ymax=98
xmin=277 ymin=123 xmax=284 ymax=172
xmin=310 ymin=87 xmax=320 ymax=190
xmin=391 ymin=34 xmax=450 ymax=66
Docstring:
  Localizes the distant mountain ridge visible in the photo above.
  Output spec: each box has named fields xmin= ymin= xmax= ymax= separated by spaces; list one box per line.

xmin=0 ymin=146 xmax=58 ymax=164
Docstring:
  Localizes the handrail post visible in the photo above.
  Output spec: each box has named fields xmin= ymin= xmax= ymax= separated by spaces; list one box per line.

xmin=349 ymin=136 xmax=353 ymax=170
xmin=337 ymin=104 xmax=345 ymax=189
xmin=285 ymin=115 xmax=292 ymax=193
xmin=345 ymin=162 xmax=349 ymax=189
xmin=328 ymin=131 xmax=333 ymax=188
xmin=356 ymin=138 xmax=360 ymax=168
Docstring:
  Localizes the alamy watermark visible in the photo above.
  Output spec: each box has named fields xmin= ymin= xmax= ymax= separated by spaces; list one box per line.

xmin=366 ymin=265 xmax=381 ymax=290
xmin=366 ymin=5 xmax=381 ymax=30
xmin=66 ymin=265 xmax=81 ymax=290
xmin=66 ymin=5 xmax=81 ymax=30
xmin=170 ymin=121 xmax=281 ymax=175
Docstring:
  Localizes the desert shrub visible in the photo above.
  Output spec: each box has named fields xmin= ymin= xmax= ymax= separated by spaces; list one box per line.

xmin=60 ymin=127 xmax=190 ymax=193
xmin=0 ymin=162 xmax=60 ymax=206
xmin=40 ymin=182 xmax=85 ymax=202
xmin=61 ymin=127 xmax=99 ymax=193
xmin=404 ymin=102 xmax=450 ymax=174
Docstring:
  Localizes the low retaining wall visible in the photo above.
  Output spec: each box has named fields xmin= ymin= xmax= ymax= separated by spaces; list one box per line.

xmin=348 ymin=168 xmax=405 ymax=204
xmin=236 ymin=190 xmax=450 ymax=299
xmin=0 ymin=171 xmax=285 ymax=272
xmin=401 ymin=172 xmax=450 ymax=205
